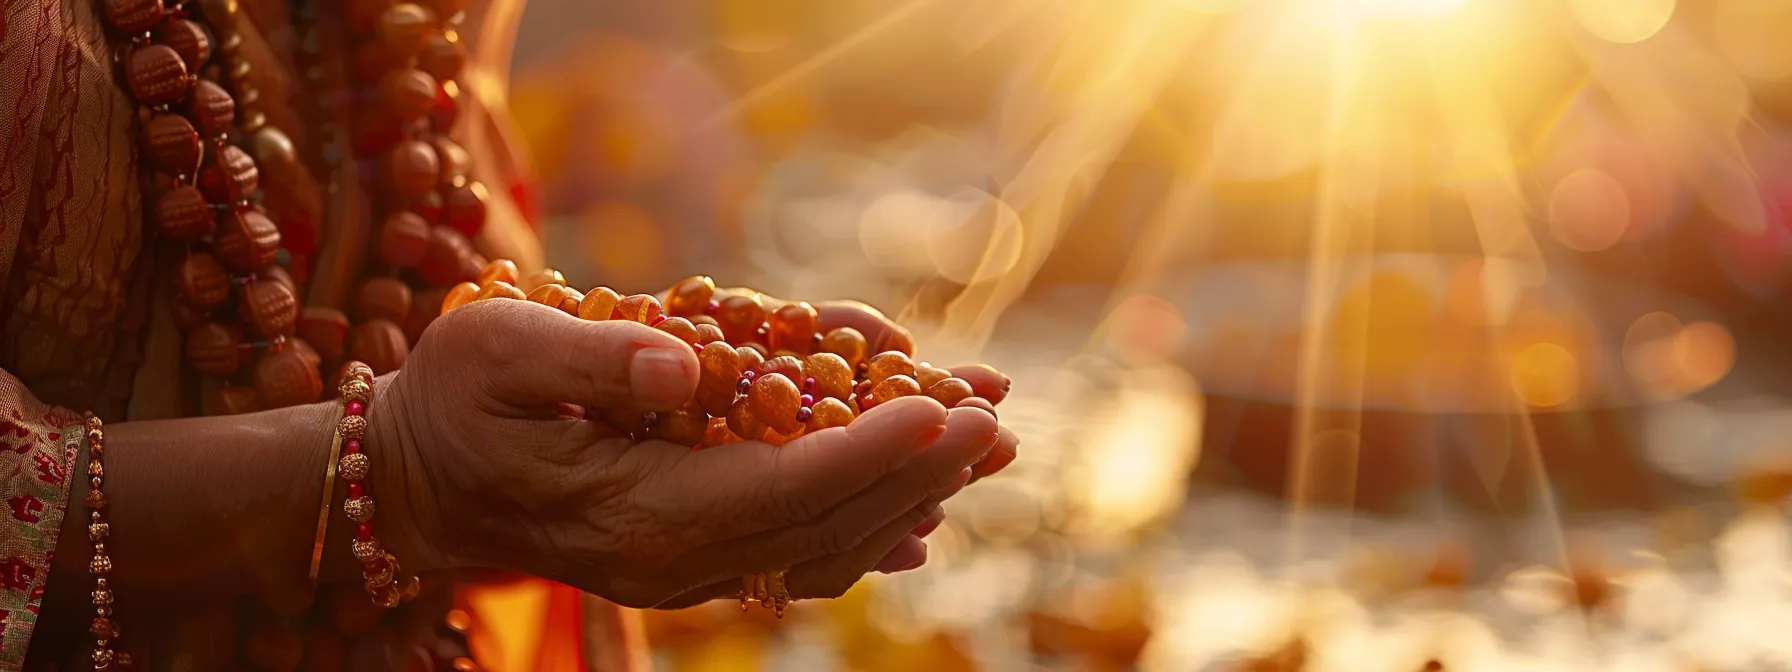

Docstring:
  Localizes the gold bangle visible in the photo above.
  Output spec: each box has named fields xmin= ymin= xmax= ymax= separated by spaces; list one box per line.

xmin=82 ymin=412 xmax=127 ymax=669
xmin=737 ymin=570 xmax=794 ymax=618
xmin=308 ymin=411 xmax=344 ymax=583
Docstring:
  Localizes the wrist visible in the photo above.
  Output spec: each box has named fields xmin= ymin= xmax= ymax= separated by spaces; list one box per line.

xmin=356 ymin=370 xmax=444 ymax=576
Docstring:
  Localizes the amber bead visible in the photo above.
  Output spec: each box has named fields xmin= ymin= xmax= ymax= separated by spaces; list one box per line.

xmin=698 ymin=417 xmax=740 ymax=449
xmin=695 ymin=342 xmax=742 ymax=416
xmin=248 ymin=127 xmax=298 ymax=172
xmin=377 ymin=211 xmax=431 ymax=268
xmin=144 ymin=113 xmax=202 ymax=175
xmin=664 ymin=275 xmax=717 ymax=318
xmin=441 ymin=281 xmax=479 ymax=314
xmin=418 ymin=225 xmax=475 ymax=286
xmin=768 ymin=302 xmax=819 ymax=354
xmin=690 ymin=315 xmax=720 ymax=328
xmin=386 ymin=141 xmax=439 ymax=203
xmin=262 ymin=264 xmax=296 ymax=297
xmin=578 ymin=286 xmax=621 ymax=321
xmin=862 ymin=374 xmax=922 ymax=411
xmin=429 ymin=137 xmax=471 ymax=187
xmin=518 ymin=268 xmax=564 ymax=292
xmin=176 ymin=252 xmax=231 ymax=310
xmin=241 ymin=278 xmax=299 ymax=337
xmin=757 ymin=355 xmax=804 ymax=385
xmin=103 ymin=0 xmax=165 ymax=34
xmin=820 ymin=327 xmax=870 ymax=371
xmin=558 ymin=289 xmax=584 ymax=316
xmin=655 ymin=316 xmax=700 ymax=345
xmin=805 ymin=397 xmax=855 ymax=432
xmin=199 ymin=145 xmax=259 ymax=203
xmin=298 ymin=308 xmax=351 ymax=362
xmin=474 ymin=281 xmax=525 ymax=302
xmin=746 ymin=373 xmax=804 ymax=435
xmin=525 ymin=283 xmax=570 ymax=310
xmin=802 ymin=353 xmax=854 ymax=401
xmin=205 ymin=384 xmax=263 ymax=416
xmin=186 ymin=80 xmax=236 ymax=139
xmin=379 ymin=4 xmax=436 ymax=57
xmin=925 ymin=378 xmax=974 ymax=408
xmin=716 ymin=293 xmax=766 ymax=344
xmin=419 ymin=32 xmax=466 ymax=81
xmin=357 ymin=277 xmax=414 ymax=324
xmin=444 ymin=182 xmax=489 ymax=238
xmin=254 ymin=348 xmax=323 ymax=408
xmin=186 ymin=322 xmax=243 ymax=375
xmin=725 ymin=397 xmax=769 ymax=443
xmin=735 ymin=345 xmax=767 ymax=373
xmin=127 ymin=44 xmax=191 ymax=106
xmin=153 ymin=186 xmax=211 ymax=242
xmin=648 ymin=406 xmax=709 ymax=446
xmin=914 ymin=362 xmax=951 ymax=390
xmin=693 ymin=323 xmax=725 ymax=345
xmin=866 ymin=351 xmax=916 ymax=386
xmin=351 ymin=320 xmax=410 ymax=375
xmin=380 ymin=69 xmax=438 ymax=125
xmin=613 ymin=294 xmax=663 ymax=324
xmin=476 ymin=259 xmax=518 ymax=287
xmin=213 ymin=209 xmax=281 ymax=274
xmin=155 ymin=19 xmax=213 ymax=71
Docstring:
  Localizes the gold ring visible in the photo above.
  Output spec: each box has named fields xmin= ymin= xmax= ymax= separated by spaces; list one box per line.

xmin=737 ymin=570 xmax=794 ymax=618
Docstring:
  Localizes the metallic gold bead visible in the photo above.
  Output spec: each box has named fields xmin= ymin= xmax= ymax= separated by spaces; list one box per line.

xmin=338 ymin=415 xmax=367 ymax=439
xmin=93 ymin=647 xmax=114 ymax=669
xmin=89 ymin=522 xmax=109 ymax=541
xmin=97 ymin=605 xmax=111 ymax=617
xmin=397 ymin=574 xmax=421 ymax=602
xmin=364 ymin=555 xmax=395 ymax=590
xmin=340 ymin=362 xmax=373 ymax=386
xmin=87 ymin=458 xmax=103 ymax=477
xmin=92 ymin=588 xmax=113 ymax=605
xmin=351 ymin=538 xmax=384 ymax=563
xmin=85 ymin=489 xmax=106 ymax=509
xmin=343 ymin=496 xmax=375 ymax=523
xmin=338 ymin=452 xmax=370 ymax=481
xmin=371 ymin=585 xmax=402 ymax=608
xmin=90 ymin=617 xmax=117 ymax=639
xmin=339 ymin=378 xmax=371 ymax=404
xmin=95 ymin=578 xmax=107 ymax=589
xmin=89 ymin=555 xmax=112 ymax=575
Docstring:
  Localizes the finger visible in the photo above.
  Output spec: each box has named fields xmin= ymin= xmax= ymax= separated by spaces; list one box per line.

xmin=664 ymin=408 xmax=994 ymax=585
xmin=970 ymin=425 xmax=1020 ymax=484
xmin=948 ymin=365 xmax=1011 ymax=405
xmin=912 ymin=507 xmax=946 ymax=539
xmin=815 ymin=301 xmax=916 ymax=356
xmin=955 ymin=396 xmax=997 ymax=417
xmin=642 ymin=396 xmax=950 ymax=547
xmin=436 ymin=299 xmax=699 ymax=411
xmin=873 ymin=535 xmax=927 ymax=574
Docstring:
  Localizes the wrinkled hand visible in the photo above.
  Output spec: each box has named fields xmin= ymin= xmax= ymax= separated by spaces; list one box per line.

xmin=367 ymin=298 xmax=1019 ymax=608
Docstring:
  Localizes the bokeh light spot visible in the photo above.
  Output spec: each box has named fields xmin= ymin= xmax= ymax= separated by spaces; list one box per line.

xmin=1570 ymin=0 xmax=1675 ymax=44
xmin=1547 ymin=168 xmax=1631 ymax=252
xmin=1510 ymin=341 xmax=1579 ymax=408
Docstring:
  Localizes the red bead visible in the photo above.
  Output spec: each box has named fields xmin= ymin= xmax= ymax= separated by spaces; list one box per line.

xmin=186 ymin=79 xmax=236 ymax=139
xmin=347 ymin=400 xmax=365 ymax=416
xmin=443 ymin=182 xmax=487 ymax=237
xmin=355 ymin=523 xmax=373 ymax=540
xmin=345 ymin=439 xmax=362 ymax=455
xmin=348 ymin=482 xmax=364 ymax=498
xmin=127 ymin=44 xmax=191 ymax=107
xmin=800 ymin=394 xmax=814 ymax=407
xmin=104 ymin=0 xmax=166 ymax=34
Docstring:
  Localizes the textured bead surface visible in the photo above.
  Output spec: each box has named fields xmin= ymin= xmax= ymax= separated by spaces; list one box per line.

xmin=756 ymin=356 xmax=804 ymax=386
xmin=768 ymin=301 xmax=819 ymax=354
xmin=444 ymin=182 xmax=488 ymax=237
xmin=418 ymin=226 xmax=476 ymax=286
xmin=716 ymin=293 xmax=766 ymax=344
xmin=213 ymin=209 xmax=281 ymax=274
xmin=185 ymin=322 xmax=243 ymax=375
xmin=613 ymin=294 xmax=663 ymax=324
xmin=350 ymin=538 xmax=383 ymax=563
xmin=385 ymin=140 xmax=439 ymax=203
xmin=820 ymin=327 xmax=870 ymax=370
xmin=524 ymin=283 xmax=570 ymax=309
xmin=726 ymin=397 xmax=768 ymax=443
xmin=379 ymin=69 xmax=438 ymax=124
xmin=186 ymin=80 xmax=237 ymax=138
xmin=747 ymin=373 xmax=804 ymax=435
xmin=176 ymin=252 xmax=231 ymax=310
xmin=518 ymin=268 xmax=564 ymax=292
xmin=441 ymin=281 xmax=479 ymax=314
xmin=914 ymin=362 xmax=951 ymax=390
xmin=156 ymin=19 xmax=213 ymax=71
xmin=153 ymin=186 xmax=212 ymax=242
xmin=379 ymin=3 xmax=436 ymax=56
xmin=144 ymin=113 xmax=202 ymax=175
xmin=297 ymin=308 xmax=351 ymax=362
xmin=803 ymin=353 xmax=854 ymax=401
xmin=127 ymin=44 xmax=191 ymax=107
xmin=862 ymin=374 xmax=922 ymax=411
xmin=248 ymin=127 xmax=298 ymax=171
xmin=351 ymin=320 xmax=409 ymax=375
xmin=474 ymin=281 xmax=525 ymax=301
xmin=649 ymin=406 xmax=709 ymax=446
xmin=696 ymin=342 xmax=742 ymax=416
xmin=865 ymin=351 xmax=916 ymax=385
xmin=925 ymin=377 xmax=975 ymax=408
xmin=377 ymin=211 xmax=431 ymax=268
xmin=665 ymin=275 xmax=716 ymax=318
xmin=254 ymin=349 xmax=324 ymax=408
xmin=578 ymin=287 xmax=620 ymax=321
xmin=698 ymin=417 xmax=740 ymax=449
xmin=240 ymin=278 xmax=299 ymax=337
xmin=735 ymin=345 xmax=767 ymax=375
xmin=343 ymin=497 xmax=375 ymax=523
xmin=357 ymin=277 xmax=414 ymax=324
xmin=199 ymin=145 xmax=260 ymax=204
xmin=655 ymin=316 xmax=700 ymax=345
xmin=695 ymin=323 xmax=725 ymax=344
xmin=805 ymin=397 xmax=855 ymax=432
xmin=476 ymin=258 xmax=518 ymax=287
xmin=103 ymin=0 xmax=165 ymax=34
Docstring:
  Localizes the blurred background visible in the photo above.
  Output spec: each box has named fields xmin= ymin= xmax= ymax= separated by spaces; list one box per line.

xmin=497 ymin=0 xmax=1792 ymax=668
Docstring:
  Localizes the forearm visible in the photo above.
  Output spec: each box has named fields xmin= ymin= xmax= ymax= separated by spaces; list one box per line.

xmin=36 ymin=398 xmax=368 ymax=649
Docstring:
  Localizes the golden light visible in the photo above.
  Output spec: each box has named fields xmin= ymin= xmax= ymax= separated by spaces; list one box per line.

xmin=1547 ymin=168 xmax=1632 ymax=252
xmin=1570 ymin=0 xmax=1675 ymax=44
xmin=1510 ymin=341 xmax=1579 ymax=408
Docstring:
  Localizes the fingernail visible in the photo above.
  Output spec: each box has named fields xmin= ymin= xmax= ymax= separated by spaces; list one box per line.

xmin=976 ymin=431 xmax=1000 ymax=460
xmin=911 ymin=424 xmax=947 ymax=452
xmin=913 ymin=508 xmax=945 ymax=538
xmin=630 ymin=347 xmax=697 ymax=409
xmin=935 ymin=468 xmax=971 ymax=498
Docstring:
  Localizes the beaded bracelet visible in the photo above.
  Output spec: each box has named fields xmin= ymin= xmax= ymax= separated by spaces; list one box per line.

xmin=82 ymin=412 xmax=127 ymax=669
xmin=334 ymin=362 xmax=419 ymax=607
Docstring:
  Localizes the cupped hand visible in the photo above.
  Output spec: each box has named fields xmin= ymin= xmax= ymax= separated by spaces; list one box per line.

xmin=367 ymin=298 xmax=1019 ymax=608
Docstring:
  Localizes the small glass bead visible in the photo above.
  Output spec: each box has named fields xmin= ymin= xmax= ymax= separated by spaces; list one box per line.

xmin=799 ymin=394 xmax=814 ymax=407
xmin=346 ymin=400 xmax=366 ymax=416
xmin=349 ymin=482 xmax=364 ymax=498
xmin=344 ymin=438 xmax=361 ymax=455
xmin=355 ymin=523 xmax=373 ymax=540
xmin=796 ymin=407 xmax=813 ymax=423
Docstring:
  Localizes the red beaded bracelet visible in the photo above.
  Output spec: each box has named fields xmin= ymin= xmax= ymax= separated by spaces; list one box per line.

xmin=334 ymin=362 xmax=418 ymax=607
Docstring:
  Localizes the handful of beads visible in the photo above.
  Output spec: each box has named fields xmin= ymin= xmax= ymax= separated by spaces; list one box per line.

xmin=441 ymin=260 xmax=992 ymax=448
